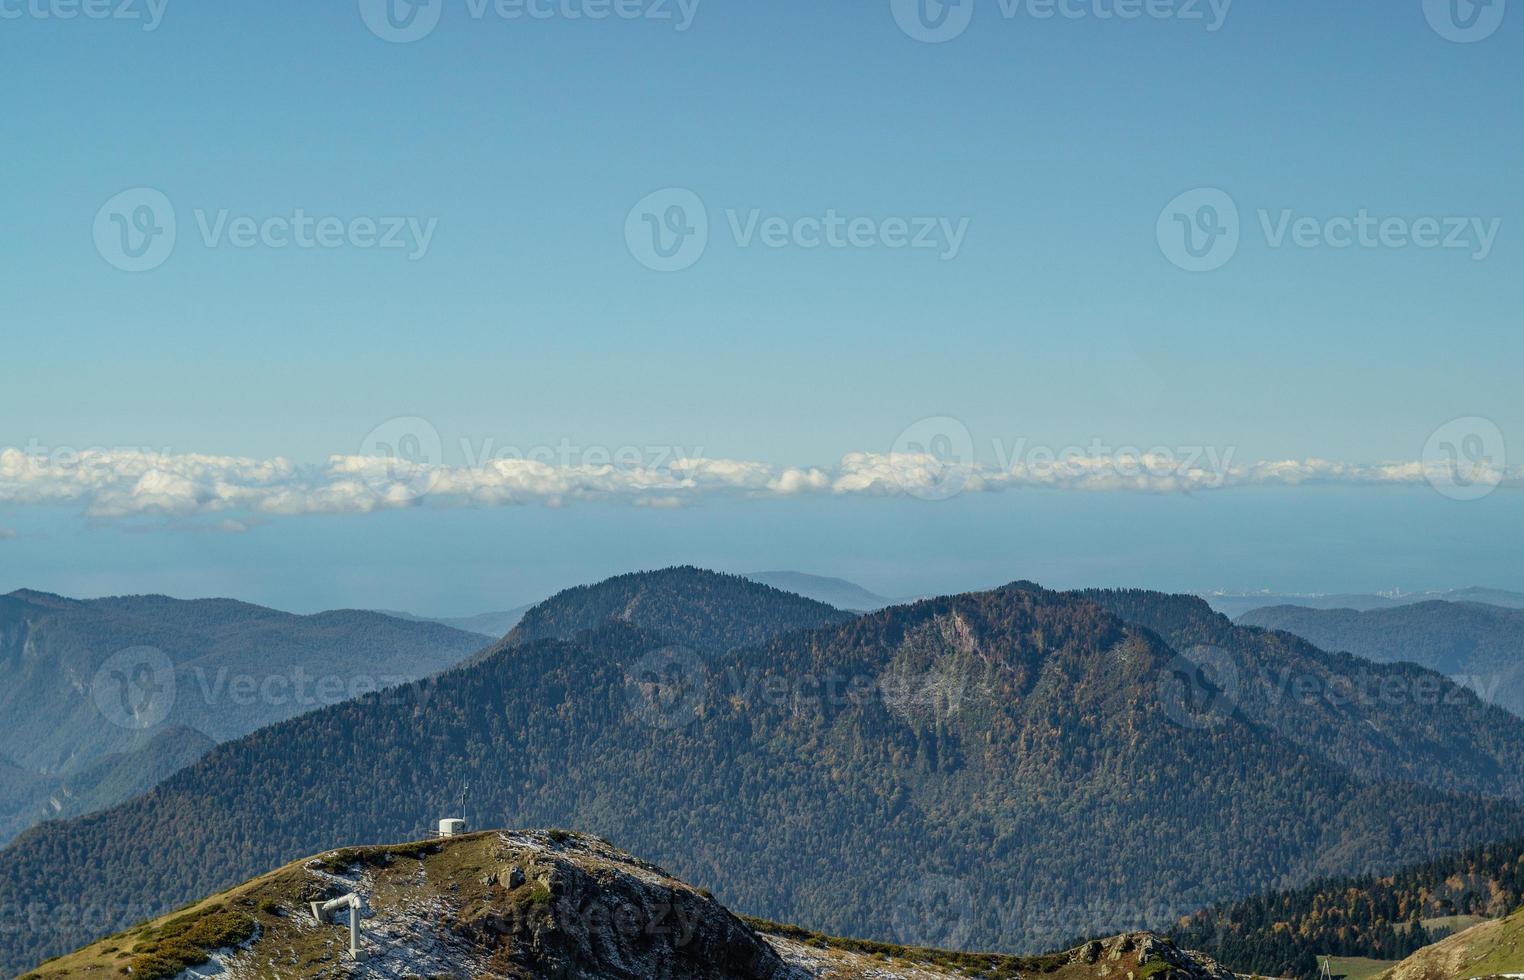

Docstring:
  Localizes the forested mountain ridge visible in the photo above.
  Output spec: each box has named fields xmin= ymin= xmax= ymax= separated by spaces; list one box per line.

xmin=1201 ymin=588 xmax=1524 ymax=620
xmin=498 ymin=565 xmax=856 ymax=653
xmin=5 ymin=580 xmax=1524 ymax=975
xmin=1170 ymin=829 xmax=1524 ymax=979
xmin=0 ymin=588 xmax=487 ymax=842
xmin=1080 ymin=589 xmax=1524 ymax=802
xmin=1237 ymin=601 xmax=1524 ymax=718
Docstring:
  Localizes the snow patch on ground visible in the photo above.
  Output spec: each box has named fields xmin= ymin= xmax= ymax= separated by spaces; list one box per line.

xmin=497 ymin=831 xmax=547 ymax=853
xmin=218 ymin=863 xmax=490 ymax=978
xmin=169 ymin=922 xmax=262 ymax=980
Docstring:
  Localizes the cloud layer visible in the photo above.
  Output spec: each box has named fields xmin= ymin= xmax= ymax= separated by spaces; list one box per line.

xmin=0 ymin=445 xmax=1515 ymax=526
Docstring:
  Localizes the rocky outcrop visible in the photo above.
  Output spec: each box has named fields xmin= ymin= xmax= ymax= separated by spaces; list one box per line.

xmin=451 ymin=831 xmax=791 ymax=979
xmin=1065 ymin=933 xmax=1238 ymax=980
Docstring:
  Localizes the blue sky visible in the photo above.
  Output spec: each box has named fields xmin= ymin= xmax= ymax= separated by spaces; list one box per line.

xmin=1 ymin=0 xmax=1520 ymax=612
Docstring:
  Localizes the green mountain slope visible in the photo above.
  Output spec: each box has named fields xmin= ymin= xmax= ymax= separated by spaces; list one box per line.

xmin=0 ymin=726 xmax=215 ymax=843
xmin=3 ymin=580 xmax=1523 ymax=975
xmin=1081 ymin=590 xmax=1524 ymax=801
xmin=1375 ymin=906 xmax=1524 ymax=980
xmin=500 ymin=565 xmax=856 ymax=652
xmin=0 ymin=589 xmax=487 ymax=842
xmin=37 ymin=726 xmax=216 ymax=822
xmin=0 ymin=755 xmax=51 ymax=840
xmin=1237 ymin=601 xmax=1524 ymax=718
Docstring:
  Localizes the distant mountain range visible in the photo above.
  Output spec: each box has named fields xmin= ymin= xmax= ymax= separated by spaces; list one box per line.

xmin=1235 ymin=600 xmax=1524 ymax=718
xmin=743 ymin=571 xmax=910 ymax=611
xmin=384 ymin=575 xmax=1524 ymax=630
xmin=0 ymin=589 xmax=487 ymax=843
xmin=377 ymin=605 xmax=534 ymax=638
xmin=1201 ymin=587 xmax=1524 ymax=619
xmin=5 ymin=570 xmax=1524 ymax=975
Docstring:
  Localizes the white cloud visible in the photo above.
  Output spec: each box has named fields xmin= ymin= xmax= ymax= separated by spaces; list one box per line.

xmin=0 ymin=445 xmax=1515 ymax=525
xmin=0 ymin=527 xmax=16 ymax=540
